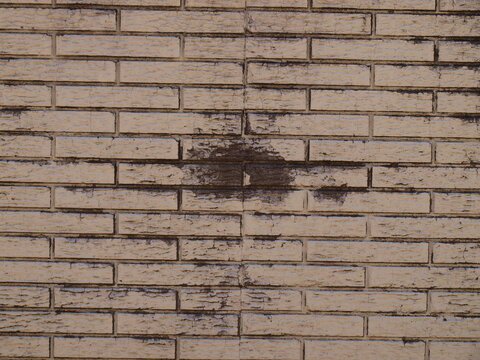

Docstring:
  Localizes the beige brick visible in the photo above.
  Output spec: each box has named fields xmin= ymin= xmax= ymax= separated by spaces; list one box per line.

xmin=117 ymin=313 xmax=238 ymax=335
xmin=58 ymin=0 xmax=179 ymax=6
xmin=56 ymin=86 xmax=178 ymax=109
xmin=307 ymin=241 xmax=428 ymax=263
xmin=181 ymin=239 xmax=241 ymax=261
xmin=376 ymin=66 xmax=480 ymax=88
xmin=180 ymin=289 xmax=240 ymax=311
xmin=243 ymin=239 xmax=303 ymax=261
xmin=119 ymin=213 xmax=241 ymax=236
xmin=0 ymin=336 xmax=49 ymax=357
xmin=56 ymin=136 xmax=178 ymax=159
xmin=311 ymin=90 xmax=433 ymax=112
xmin=55 ymin=187 xmax=177 ymax=210
xmin=55 ymin=237 xmax=176 ymax=260
xmin=0 ymin=161 xmax=114 ymax=184
xmin=57 ymin=35 xmax=180 ymax=58
xmin=242 ymin=289 xmax=302 ymax=311
xmin=248 ymin=63 xmax=370 ymax=85
xmin=186 ymin=0 xmax=244 ymax=8
xmin=120 ymin=112 xmax=241 ymax=135
xmin=314 ymin=0 xmax=434 ymax=9
xmin=248 ymin=0 xmax=307 ymax=7
xmin=245 ymin=88 xmax=306 ymax=110
xmin=307 ymin=191 xmax=430 ymax=213
xmin=0 ymin=260 xmax=112 ymax=284
xmin=371 ymin=216 xmax=480 ymax=239
xmin=0 ymin=85 xmax=51 ymax=107
xmin=242 ymin=264 xmax=364 ymax=287
xmin=118 ymin=263 xmax=239 ymax=286
xmin=437 ymin=92 xmax=480 ymax=113
xmin=242 ymin=314 xmax=363 ymax=336
xmin=0 ymin=33 xmax=51 ymax=56
xmin=247 ymin=113 xmax=369 ymax=136
xmin=244 ymin=214 xmax=366 ymax=237
xmin=306 ymin=340 xmax=424 ymax=360
xmin=0 ymin=286 xmax=50 ymax=308
xmin=368 ymin=315 xmax=480 ymax=338
xmin=0 ymin=186 xmax=51 ymax=208
xmin=185 ymin=37 xmax=244 ymax=59
xmin=179 ymin=338 xmax=240 ymax=360
xmin=0 ymin=135 xmax=51 ymax=158
xmin=312 ymin=39 xmax=434 ymax=61
xmin=310 ymin=140 xmax=431 ymax=163
xmin=0 ymin=311 xmax=112 ymax=333
xmin=438 ymin=41 xmax=480 ymax=62
xmin=0 ymin=8 xmax=115 ymax=30
xmin=430 ymin=342 xmax=480 ymax=360
xmin=306 ymin=291 xmax=426 ymax=313
xmin=183 ymin=88 xmax=243 ymax=110
xmin=0 ymin=211 xmax=113 ymax=234
xmin=433 ymin=243 xmax=480 ymax=264
xmin=369 ymin=266 xmax=480 ymax=289
xmin=55 ymin=336 xmax=175 ymax=359
xmin=376 ymin=14 xmax=480 ymax=37
xmin=374 ymin=116 xmax=480 ymax=138
xmin=431 ymin=292 xmax=480 ymax=314
xmin=55 ymin=287 xmax=176 ymax=310
xmin=373 ymin=166 xmax=480 ymax=189
xmin=121 ymin=10 xmax=244 ymax=33
xmin=246 ymin=38 xmax=308 ymax=59
xmin=0 ymin=236 xmax=50 ymax=258
xmin=246 ymin=11 xmax=371 ymax=34
xmin=440 ymin=0 xmax=480 ymax=10
xmin=434 ymin=193 xmax=480 ymax=214
xmin=0 ymin=59 xmax=115 ymax=82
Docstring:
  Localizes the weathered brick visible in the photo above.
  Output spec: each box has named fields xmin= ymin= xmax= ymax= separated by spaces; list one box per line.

xmin=440 ymin=0 xmax=480 ymax=10
xmin=185 ymin=37 xmax=244 ymax=59
xmin=187 ymin=0 xmax=244 ymax=8
xmin=438 ymin=41 xmax=480 ymax=63
xmin=0 ymin=236 xmax=50 ymax=258
xmin=314 ymin=0 xmax=434 ymax=9
xmin=434 ymin=193 xmax=480 ymax=214
xmin=0 ymin=33 xmax=51 ymax=56
xmin=433 ymin=243 xmax=480 ymax=264
xmin=0 ymin=336 xmax=49 ymax=357
xmin=242 ymin=289 xmax=302 ymax=311
xmin=437 ymin=92 xmax=480 ymax=113
xmin=180 ymin=289 xmax=240 ymax=311
xmin=0 ymin=186 xmax=51 ymax=208
xmin=58 ymin=0 xmax=180 ymax=6
xmin=183 ymin=88 xmax=244 ymax=110
xmin=430 ymin=342 xmax=480 ymax=360
xmin=0 ymin=286 xmax=50 ymax=308
xmin=246 ymin=38 xmax=308 ymax=59
xmin=245 ymin=88 xmax=307 ymax=110
xmin=0 ymin=135 xmax=50 ymax=158
xmin=430 ymin=292 xmax=480 ymax=314
xmin=0 ymin=85 xmax=51 ymax=107
xmin=248 ymin=0 xmax=307 ymax=7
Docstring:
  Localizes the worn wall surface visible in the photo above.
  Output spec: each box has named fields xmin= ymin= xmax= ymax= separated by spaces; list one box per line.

xmin=0 ymin=0 xmax=479 ymax=359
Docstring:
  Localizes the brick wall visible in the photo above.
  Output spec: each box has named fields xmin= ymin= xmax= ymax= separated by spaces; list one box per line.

xmin=0 ymin=0 xmax=479 ymax=359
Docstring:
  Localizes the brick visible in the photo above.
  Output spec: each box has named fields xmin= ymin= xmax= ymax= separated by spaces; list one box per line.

xmin=0 ymin=135 xmax=51 ymax=158
xmin=437 ymin=142 xmax=480 ymax=164
xmin=243 ymin=239 xmax=303 ymax=261
xmin=55 ymin=336 xmax=175 ymax=359
xmin=120 ymin=112 xmax=241 ymax=135
xmin=307 ymin=241 xmax=428 ymax=263
xmin=0 ymin=260 xmax=113 ymax=284
xmin=312 ymin=39 xmax=434 ymax=61
xmin=180 ymin=289 xmax=240 ymax=311
xmin=56 ymin=136 xmax=178 ymax=159
xmin=247 ymin=113 xmax=369 ymax=136
xmin=0 ymin=336 xmax=49 ymax=357
xmin=374 ymin=116 xmax=480 ymax=138
xmin=311 ymin=90 xmax=433 ymax=112
xmin=57 ymin=35 xmax=180 ymax=58
xmin=440 ymin=0 xmax=480 ymax=10
xmin=0 ymin=8 xmax=116 ymax=30
xmin=242 ymin=314 xmax=364 ymax=336
xmin=119 ymin=213 xmax=241 ymax=236
xmin=121 ymin=10 xmax=244 ymax=33
xmin=118 ymin=263 xmax=239 ymax=286
xmin=376 ymin=14 xmax=480 ymax=37
xmin=0 ymin=236 xmax=50 ymax=258
xmin=433 ymin=243 xmax=480 ymax=264
xmin=56 ymin=86 xmax=179 ymax=109
xmin=0 ymin=160 xmax=114 ymax=184
xmin=244 ymin=214 xmax=366 ymax=237
xmin=0 ymin=186 xmax=51 ymax=208
xmin=371 ymin=216 xmax=480 ymax=239
xmin=242 ymin=289 xmax=302 ymax=311
xmin=55 ymin=187 xmax=177 ymax=210
xmin=375 ymin=66 xmax=480 ymax=88
xmin=185 ymin=37 xmax=244 ymax=59
xmin=245 ymin=88 xmax=306 ymax=110
xmin=181 ymin=239 xmax=242 ymax=261
xmin=373 ymin=166 xmax=480 ymax=189
xmin=246 ymin=37 xmax=308 ymax=59
xmin=0 ymin=211 xmax=113 ymax=234
xmin=307 ymin=191 xmax=430 ymax=213
xmin=438 ymin=41 xmax=480 ymax=62
xmin=313 ymin=0 xmax=434 ymax=9
xmin=431 ymin=292 xmax=480 ymax=314
xmin=0 ymin=85 xmax=51 ymax=107
xmin=430 ymin=342 xmax=480 ymax=360
xmin=248 ymin=0 xmax=307 ymax=7
xmin=246 ymin=11 xmax=371 ymax=34
xmin=117 ymin=313 xmax=238 ymax=335
xmin=55 ymin=287 xmax=176 ymax=310
xmin=242 ymin=264 xmax=365 ymax=287
xmin=368 ymin=315 xmax=480 ymax=338
xmin=248 ymin=63 xmax=370 ymax=86
xmin=369 ymin=266 xmax=480 ymax=289
xmin=186 ymin=0 xmax=244 ymax=8
xmin=434 ymin=193 xmax=480 ymax=214
xmin=0 ymin=59 xmax=115 ymax=82
xmin=0 ymin=311 xmax=112 ymax=334
xmin=306 ymin=291 xmax=426 ymax=313
xmin=437 ymin=92 xmax=480 ymax=113
xmin=55 ymin=237 xmax=176 ymax=260
xmin=183 ymin=88 xmax=244 ymax=110
xmin=0 ymin=286 xmax=50 ymax=308
xmin=0 ymin=33 xmax=51 ymax=56
xmin=58 ymin=0 xmax=180 ymax=5
xmin=309 ymin=140 xmax=431 ymax=163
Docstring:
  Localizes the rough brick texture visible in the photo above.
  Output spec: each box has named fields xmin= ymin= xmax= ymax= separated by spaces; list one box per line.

xmin=0 ymin=0 xmax=479 ymax=359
